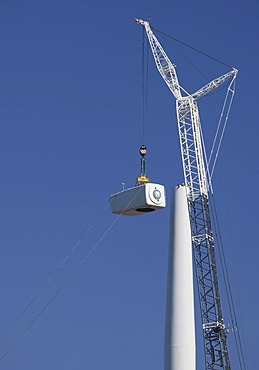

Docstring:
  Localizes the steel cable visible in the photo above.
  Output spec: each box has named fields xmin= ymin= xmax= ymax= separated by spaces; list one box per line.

xmin=140 ymin=27 xmax=149 ymax=146
xmin=0 ymin=202 xmax=109 ymax=345
xmin=0 ymin=186 xmax=143 ymax=361
xmin=151 ymin=26 xmax=234 ymax=70
xmin=0 ymin=210 xmax=120 ymax=361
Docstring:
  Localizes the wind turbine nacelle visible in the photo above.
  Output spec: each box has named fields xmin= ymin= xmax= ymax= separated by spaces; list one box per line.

xmin=109 ymin=183 xmax=166 ymax=216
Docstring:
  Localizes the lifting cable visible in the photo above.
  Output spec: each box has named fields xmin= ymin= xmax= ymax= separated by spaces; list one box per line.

xmin=140 ymin=26 xmax=149 ymax=147
xmin=0 ymin=187 xmax=144 ymax=361
xmin=136 ymin=29 xmax=150 ymax=186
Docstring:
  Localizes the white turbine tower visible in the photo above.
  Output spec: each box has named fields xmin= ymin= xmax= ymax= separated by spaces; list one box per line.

xmin=165 ymin=184 xmax=195 ymax=370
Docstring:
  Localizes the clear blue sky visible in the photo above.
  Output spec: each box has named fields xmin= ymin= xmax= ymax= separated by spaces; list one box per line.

xmin=0 ymin=1 xmax=257 ymax=369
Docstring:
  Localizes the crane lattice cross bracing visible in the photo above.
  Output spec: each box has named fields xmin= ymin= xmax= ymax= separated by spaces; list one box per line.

xmin=136 ymin=18 xmax=238 ymax=370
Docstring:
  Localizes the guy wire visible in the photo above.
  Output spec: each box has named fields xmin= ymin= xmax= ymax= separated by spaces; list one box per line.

xmin=151 ymin=26 xmax=234 ymax=70
xmin=0 ymin=187 xmax=143 ymax=361
xmin=0 ymin=202 xmax=109 ymax=345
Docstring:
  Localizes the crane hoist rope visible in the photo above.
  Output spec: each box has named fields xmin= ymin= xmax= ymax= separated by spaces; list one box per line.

xmin=110 ymin=28 xmax=166 ymax=215
xmin=140 ymin=26 xmax=149 ymax=146
xmin=137 ymin=29 xmax=150 ymax=186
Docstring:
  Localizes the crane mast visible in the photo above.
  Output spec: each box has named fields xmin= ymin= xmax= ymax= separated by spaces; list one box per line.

xmin=136 ymin=19 xmax=238 ymax=369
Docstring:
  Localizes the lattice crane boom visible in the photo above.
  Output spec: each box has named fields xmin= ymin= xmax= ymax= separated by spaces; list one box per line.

xmin=191 ymin=69 xmax=237 ymax=100
xmin=135 ymin=18 xmax=184 ymax=99
xmin=136 ymin=19 xmax=238 ymax=370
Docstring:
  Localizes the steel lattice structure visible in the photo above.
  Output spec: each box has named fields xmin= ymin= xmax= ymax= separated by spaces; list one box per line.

xmin=136 ymin=18 xmax=238 ymax=369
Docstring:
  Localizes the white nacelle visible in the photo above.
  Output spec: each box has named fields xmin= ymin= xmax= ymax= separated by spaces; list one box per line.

xmin=109 ymin=183 xmax=166 ymax=216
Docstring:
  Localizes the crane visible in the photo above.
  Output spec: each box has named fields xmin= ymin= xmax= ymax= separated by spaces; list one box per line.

xmin=135 ymin=18 xmax=238 ymax=370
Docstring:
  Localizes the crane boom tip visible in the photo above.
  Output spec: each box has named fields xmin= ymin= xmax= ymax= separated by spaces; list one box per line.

xmin=135 ymin=18 xmax=146 ymax=25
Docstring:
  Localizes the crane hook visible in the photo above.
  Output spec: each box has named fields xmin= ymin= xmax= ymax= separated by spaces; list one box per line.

xmin=136 ymin=145 xmax=150 ymax=186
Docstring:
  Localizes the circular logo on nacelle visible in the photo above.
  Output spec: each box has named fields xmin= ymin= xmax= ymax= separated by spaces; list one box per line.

xmin=149 ymin=186 xmax=163 ymax=204
xmin=153 ymin=189 xmax=161 ymax=200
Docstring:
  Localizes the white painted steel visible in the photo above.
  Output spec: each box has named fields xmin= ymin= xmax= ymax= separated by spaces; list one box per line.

xmin=136 ymin=19 xmax=236 ymax=368
xmin=136 ymin=19 xmax=238 ymax=200
xmin=109 ymin=183 xmax=166 ymax=216
xmin=164 ymin=184 xmax=195 ymax=370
